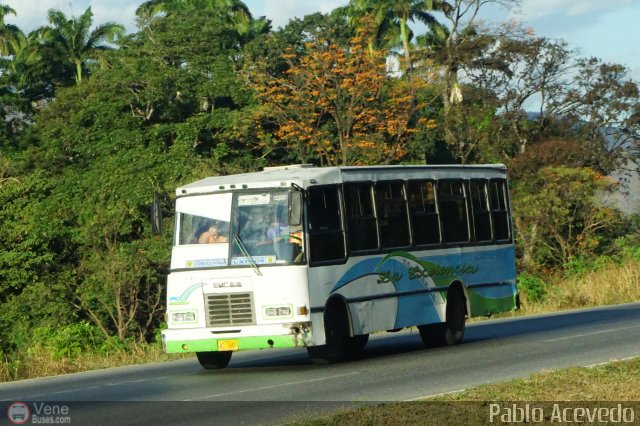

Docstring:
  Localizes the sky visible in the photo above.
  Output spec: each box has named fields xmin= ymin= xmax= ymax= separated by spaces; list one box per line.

xmin=3 ymin=0 xmax=640 ymax=81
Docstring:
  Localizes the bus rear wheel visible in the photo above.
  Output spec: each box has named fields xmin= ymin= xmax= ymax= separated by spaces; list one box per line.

xmin=419 ymin=287 xmax=466 ymax=347
xmin=196 ymin=351 xmax=232 ymax=370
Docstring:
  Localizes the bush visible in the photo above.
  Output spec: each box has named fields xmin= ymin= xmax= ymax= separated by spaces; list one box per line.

xmin=517 ymin=273 xmax=548 ymax=303
xmin=32 ymin=322 xmax=104 ymax=359
xmin=98 ymin=336 xmax=129 ymax=355
xmin=616 ymin=237 xmax=640 ymax=261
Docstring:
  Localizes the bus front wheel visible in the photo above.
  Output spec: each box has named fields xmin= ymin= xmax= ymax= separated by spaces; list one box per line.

xmin=307 ymin=301 xmax=361 ymax=364
xmin=196 ymin=351 xmax=232 ymax=370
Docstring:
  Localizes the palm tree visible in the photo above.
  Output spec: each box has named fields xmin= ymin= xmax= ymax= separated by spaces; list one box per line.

xmin=348 ymin=0 xmax=452 ymax=71
xmin=136 ymin=0 xmax=269 ymax=47
xmin=37 ymin=7 xmax=125 ymax=84
xmin=233 ymin=15 xmax=272 ymax=46
xmin=137 ymin=0 xmax=251 ymax=24
xmin=0 ymin=4 xmax=20 ymax=56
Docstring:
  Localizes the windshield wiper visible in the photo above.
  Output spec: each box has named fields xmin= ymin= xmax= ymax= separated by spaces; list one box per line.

xmin=233 ymin=236 xmax=263 ymax=276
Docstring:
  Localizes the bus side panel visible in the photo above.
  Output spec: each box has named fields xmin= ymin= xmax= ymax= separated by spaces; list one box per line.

xmin=307 ymin=244 xmax=517 ymax=343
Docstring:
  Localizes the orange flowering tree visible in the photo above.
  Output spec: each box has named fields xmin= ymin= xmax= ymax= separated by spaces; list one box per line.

xmin=248 ymin=25 xmax=430 ymax=166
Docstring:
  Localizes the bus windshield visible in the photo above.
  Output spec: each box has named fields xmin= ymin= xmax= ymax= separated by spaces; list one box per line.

xmin=231 ymin=191 xmax=303 ymax=265
xmin=174 ymin=190 xmax=304 ymax=265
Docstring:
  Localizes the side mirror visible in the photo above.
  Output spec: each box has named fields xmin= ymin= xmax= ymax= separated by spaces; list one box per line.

xmin=288 ymin=191 xmax=302 ymax=227
xmin=150 ymin=193 xmax=162 ymax=235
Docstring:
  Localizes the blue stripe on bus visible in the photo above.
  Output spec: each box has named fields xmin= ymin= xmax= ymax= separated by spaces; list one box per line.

xmin=331 ymin=246 xmax=516 ymax=294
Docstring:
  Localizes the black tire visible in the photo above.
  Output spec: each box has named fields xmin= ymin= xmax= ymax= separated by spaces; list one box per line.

xmin=307 ymin=300 xmax=352 ymax=364
xmin=419 ymin=286 xmax=466 ymax=347
xmin=418 ymin=323 xmax=446 ymax=347
xmin=443 ymin=287 xmax=466 ymax=345
xmin=196 ymin=351 xmax=232 ymax=370
xmin=346 ymin=333 xmax=369 ymax=356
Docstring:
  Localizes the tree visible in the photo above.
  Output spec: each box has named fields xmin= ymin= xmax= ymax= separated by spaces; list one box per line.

xmin=467 ymin=29 xmax=640 ymax=174
xmin=511 ymin=166 xmax=623 ymax=269
xmin=249 ymin=23 xmax=431 ymax=165
xmin=0 ymin=4 xmax=19 ymax=56
xmin=556 ymin=58 xmax=640 ymax=174
xmin=36 ymin=7 xmax=124 ymax=84
xmin=418 ymin=0 xmax=520 ymax=162
xmin=467 ymin=31 xmax=576 ymax=156
xmin=0 ymin=7 xmax=263 ymax=350
xmin=348 ymin=0 xmax=452 ymax=71
xmin=135 ymin=0 xmax=269 ymax=48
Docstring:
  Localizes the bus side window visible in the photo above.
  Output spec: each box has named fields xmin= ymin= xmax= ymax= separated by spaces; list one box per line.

xmin=437 ymin=180 xmax=469 ymax=244
xmin=375 ymin=181 xmax=410 ymax=248
xmin=470 ymin=179 xmax=492 ymax=242
xmin=490 ymin=179 xmax=511 ymax=241
xmin=344 ymin=182 xmax=378 ymax=252
xmin=308 ymin=186 xmax=346 ymax=263
xmin=407 ymin=180 xmax=440 ymax=245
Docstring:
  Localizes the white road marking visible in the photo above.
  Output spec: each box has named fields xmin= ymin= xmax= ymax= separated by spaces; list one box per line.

xmin=405 ymin=388 xmax=467 ymax=401
xmin=585 ymin=356 xmax=638 ymax=368
xmin=545 ymin=324 xmax=640 ymax=342
xmin=1 ymin=376 xmax=170 ymax=401
xmin=183 ymin=371 xmax=362 ymax=401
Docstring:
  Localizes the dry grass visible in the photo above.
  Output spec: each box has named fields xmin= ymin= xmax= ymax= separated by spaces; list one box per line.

xmin=520 ymin=259 xmax=640 ymax=315
xmin=0 ymin=343 xmax=189 ymax=382
xmin=436 ymin=357 xmax=640 ymax=401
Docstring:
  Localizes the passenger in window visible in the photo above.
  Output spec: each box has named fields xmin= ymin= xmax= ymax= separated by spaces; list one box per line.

xmin=198 ymin=225 xmax=228 ymax=244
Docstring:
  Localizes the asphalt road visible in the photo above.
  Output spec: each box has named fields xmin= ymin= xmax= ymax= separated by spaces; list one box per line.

xmin=1 ymin=303 xmax=640 ymax=425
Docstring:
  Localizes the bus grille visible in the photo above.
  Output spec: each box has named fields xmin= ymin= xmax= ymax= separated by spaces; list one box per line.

xmin=205 ymin=292 xmax=255 ymax=327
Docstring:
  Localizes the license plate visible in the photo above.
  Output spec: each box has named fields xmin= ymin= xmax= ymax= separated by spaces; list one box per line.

xmin=217 ymin=339 xmax=238 ymax=351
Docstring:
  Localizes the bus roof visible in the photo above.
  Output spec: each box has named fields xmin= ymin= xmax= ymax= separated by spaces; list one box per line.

xmin=176 ymin=164 xmax=508 ymax=196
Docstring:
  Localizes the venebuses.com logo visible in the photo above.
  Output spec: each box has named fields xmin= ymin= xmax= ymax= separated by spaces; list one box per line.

xmin=7 ymin=402 xmax=30 ymax=425
xmin=6 ymin=401 xmax=72 ymax=424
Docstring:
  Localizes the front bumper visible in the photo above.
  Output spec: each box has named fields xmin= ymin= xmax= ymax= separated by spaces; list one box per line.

xmin=162 ymin=322 xmax=313 ymax=353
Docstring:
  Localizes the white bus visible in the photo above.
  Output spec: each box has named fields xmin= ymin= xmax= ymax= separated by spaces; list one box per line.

xmin=160 ymin=164 xmax=518 ymax=369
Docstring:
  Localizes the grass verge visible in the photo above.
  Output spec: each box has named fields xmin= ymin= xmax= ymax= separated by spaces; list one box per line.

xmin=0 ymin=343 xmax=189 ymax=382
xmin=297 ymin=357 xmax=640 ymax=425
xmin=519 ymin=258 xmax=640 ymax=314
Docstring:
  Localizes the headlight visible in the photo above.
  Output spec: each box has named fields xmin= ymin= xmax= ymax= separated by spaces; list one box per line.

xmin=171 ymin=311 xmax=197 ymax=323
xmin=264 ymin=306 xmax=292 ymax=318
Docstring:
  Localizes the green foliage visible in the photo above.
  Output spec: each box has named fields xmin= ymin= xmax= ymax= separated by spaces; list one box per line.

xmin=512 ymin=166 xmax=626 ymax=269
xmin=517 ymin=273 xmax=548 ymax=303
xmin=562 ymin=255 xmax=611 ymax=279
xmin=615 ymin=236 xmax=640 ymax=261
xmin=98 ymin=336 xmax=131 ymax=355
xmin=33 ymin=322 xmax=103 ymax=359
xmin=0 ymin=4 xmax=268 ymax=360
